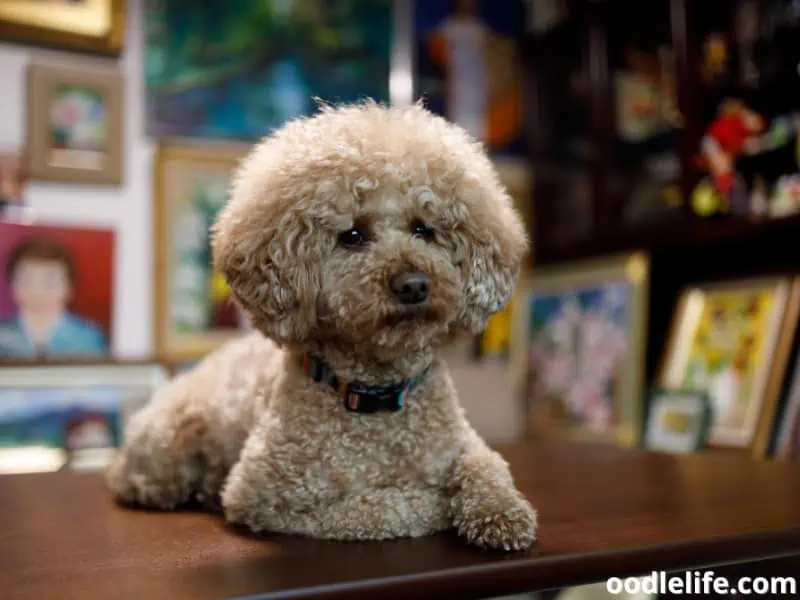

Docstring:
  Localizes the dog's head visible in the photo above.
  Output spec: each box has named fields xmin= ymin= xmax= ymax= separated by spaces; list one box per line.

xmin=213 ymin=102 xmax=528 ymax=358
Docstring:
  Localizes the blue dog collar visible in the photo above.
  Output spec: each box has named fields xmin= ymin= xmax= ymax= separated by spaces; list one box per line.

xmin=302 ymin=354 xmax=428 ymax=413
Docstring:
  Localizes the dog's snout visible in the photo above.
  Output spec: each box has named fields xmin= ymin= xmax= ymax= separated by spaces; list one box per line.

xmin=390 ymin=272 xmax=430 ymax=304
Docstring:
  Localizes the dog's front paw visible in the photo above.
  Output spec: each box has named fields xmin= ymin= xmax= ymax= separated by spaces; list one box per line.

xmin=454 ymin=495 xmax=537 ymax=551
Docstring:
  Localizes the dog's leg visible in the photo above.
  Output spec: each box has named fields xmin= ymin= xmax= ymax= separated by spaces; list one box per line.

xmin=106 ymin=376 xmax=228 ymax=511
xmin=447 ymin=430 xmax=537 ymax=551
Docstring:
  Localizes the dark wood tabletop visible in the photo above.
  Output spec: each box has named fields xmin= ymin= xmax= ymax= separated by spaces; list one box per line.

xmin=2 ymin=440 xmax=800 ymax=600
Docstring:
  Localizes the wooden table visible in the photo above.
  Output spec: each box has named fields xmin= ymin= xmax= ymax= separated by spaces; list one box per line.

xmin=2 ymin=440 xmax=800 ymax=600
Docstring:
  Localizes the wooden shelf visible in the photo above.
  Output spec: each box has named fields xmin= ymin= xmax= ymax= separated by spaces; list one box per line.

xmin=535 ymin=213 xmax=800 ymax=266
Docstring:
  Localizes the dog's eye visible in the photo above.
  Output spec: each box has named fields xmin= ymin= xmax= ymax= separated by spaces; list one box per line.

xmin=338 ymin=227 xmax=368 ymax=248
xmin=411 ymin=220 xmax=435 ymax=241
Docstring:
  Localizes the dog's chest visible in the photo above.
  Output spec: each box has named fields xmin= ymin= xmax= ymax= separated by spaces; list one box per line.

xmin=283 ymin=392 xmax=462 ymax=490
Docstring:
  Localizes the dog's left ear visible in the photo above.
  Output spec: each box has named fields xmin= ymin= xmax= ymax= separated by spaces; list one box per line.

xmin=456 ymin=180 xmax=529 ymax=334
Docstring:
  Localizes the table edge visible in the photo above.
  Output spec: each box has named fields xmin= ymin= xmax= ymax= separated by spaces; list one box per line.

xmin=232 ymin=527 xmax=800 ymax=600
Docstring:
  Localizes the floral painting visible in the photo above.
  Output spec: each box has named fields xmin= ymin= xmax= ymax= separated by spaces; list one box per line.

xmin=680 ymin=290 xmax=775 ymax=439
xmin=526 ymin=281 xmax=631 ymax=437
xmin=144 ymin=0 xmax=392 ymax=140
xmin=48 ymin=84 xmax=108 ymax=171
xmin=27 ymin=64 xmax=122 ymax=184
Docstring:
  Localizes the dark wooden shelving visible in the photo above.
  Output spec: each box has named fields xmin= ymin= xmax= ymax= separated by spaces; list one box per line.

xmin=535 ymin=214 xmax=800 ymax=266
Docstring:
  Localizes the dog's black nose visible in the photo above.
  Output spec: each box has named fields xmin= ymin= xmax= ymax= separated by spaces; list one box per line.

xmin=389 ymin=272 xmax=430 ymax=304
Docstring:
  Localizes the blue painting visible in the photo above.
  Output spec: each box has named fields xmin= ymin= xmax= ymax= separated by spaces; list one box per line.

xmin=145 ymin=0 xmax=393 ymax=140
xmin=0 ymin=387 xmax=145 ymax=451
xmin=527 ymin=281 xmax=632 ymax=433
xmin=413 ymin=0 xmax=526 ymax=157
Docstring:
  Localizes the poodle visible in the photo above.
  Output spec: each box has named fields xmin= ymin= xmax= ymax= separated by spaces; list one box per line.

xmin=106 ymin=101 xmax=537 ymax=551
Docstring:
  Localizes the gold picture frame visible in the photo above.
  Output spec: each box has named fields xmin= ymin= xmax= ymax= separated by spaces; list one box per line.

xmin=27 ymin=63 xmax=123 ymax=185
xmin=510 ymin=252 xmax=650 ymax=447
xmin=0 ymin=0 xmax=124 ymax=55
xmin=154 ymin=143 xmax=251 ymax=361
xmin=659 ymin=277 xmax=800 ymax=456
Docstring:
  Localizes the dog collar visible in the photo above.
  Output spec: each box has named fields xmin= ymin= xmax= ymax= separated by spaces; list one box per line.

xmin=302 ymin=354 xmax=429 ymax=414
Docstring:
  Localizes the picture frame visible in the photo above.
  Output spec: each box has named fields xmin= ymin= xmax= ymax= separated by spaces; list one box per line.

xmin=0 ymin=361 xmax=169 ymax=474
xmin=644 ymin=389 xmax=712 ymax=454
xmin=773 ymin=348 xmax=800 ymax=462
xmin=659 ymin=277 xmax=800 ymax=455
xmin=145 ymin=0 xmax=392 ymax=141
xmin=510 ymin=252 xmax=650 ymax=447
xmin=0 ymin=0 xmax=124 ymax=56
xmin=0 ymin=220 xmax=115 ymax=360
xmin=154 ymin=143 xmax=251 ymax=361
xmin=27 ymin=64 xmax=124 ymax=185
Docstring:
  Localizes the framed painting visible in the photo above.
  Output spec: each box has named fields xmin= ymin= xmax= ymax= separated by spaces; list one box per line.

xmin=0 ymin=361 xmax=169 ymax=474
xmin=511 ymin=252 xmax=650 ymax=447
xmin=0 ymin=221 xmax=114 ymax=360
xmin=155 ymin=143 xmax=252 ymax=361
xmin=0 ymin=0 xmax=124 ymax=55
xmin=644 ymin=389 xmax=712 ymax=455
xmin=775 ymin=345 xmax=800 ymax=461
xmin=660 ymin=277 xmax=800 ymax=455
xmin=413 ymin=0 xmax=526 ymax=158
xmin=27 ymin=64 xmax=123 ymax=184
xmin=144 ymin=0 xmax=392 ymax=140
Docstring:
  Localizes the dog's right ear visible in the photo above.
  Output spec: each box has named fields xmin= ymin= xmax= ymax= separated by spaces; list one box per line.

xmin=212 ymin=144 xmax=323 ymax=345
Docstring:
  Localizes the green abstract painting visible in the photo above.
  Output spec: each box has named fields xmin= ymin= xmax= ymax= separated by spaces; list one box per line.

xmin=145 ymin=0 xmax=393 ymax=140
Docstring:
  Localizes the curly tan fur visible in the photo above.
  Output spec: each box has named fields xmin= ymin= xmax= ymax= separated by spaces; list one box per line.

xmin=107 ymin=101 xmax=537 ymax=550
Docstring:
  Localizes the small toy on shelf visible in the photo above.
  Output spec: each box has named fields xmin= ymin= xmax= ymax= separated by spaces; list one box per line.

xmin=692 ymin=99 xmax=766 ymax=217
xmin=769 ymin=174 xmax=800 ymax=218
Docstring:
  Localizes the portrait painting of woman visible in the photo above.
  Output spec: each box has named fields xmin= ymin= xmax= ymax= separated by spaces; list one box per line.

xmin=0 ymin=222 xmax=114 ymax=359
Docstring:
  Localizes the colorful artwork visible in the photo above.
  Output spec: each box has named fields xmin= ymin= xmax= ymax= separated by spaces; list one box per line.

xmin=681 ymin=290 xmax=774 ymax=440
xmin=0 ymin=222 xmax=114 ymax=359
xmin=776 ymin=353 xmax=800 ymax=461
xmin=526 ymin=282 xmax=631 ymax=436
xmin=27 ymin=64 xmax=122 ymax=184
xmin=661 ymin=278 xmax=796 ymax=452
xmin=0 ymin=387 xmax=133 ymax=450
xmin=414 ymin=0 xmax=526 ymax=157
xmin=644 ymin=390 xmax=711 ymax=455
xmin=48 ymin=84 xmax=108 ymax=171
xmin=144 ymin=0 xmax=392 ymax=140
xmin=156 ymin=144 xmax=250 ymax=359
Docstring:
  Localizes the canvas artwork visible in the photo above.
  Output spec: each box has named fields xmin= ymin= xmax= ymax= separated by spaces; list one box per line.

xmin=28 ymin=64 xmax=123 ymax=184
xmin=661 ymin=278 xmax=796 ymax=451
xmin=414 ymin=0 xmax=526 ymax=157
xmin=0 ymin=222 xmax=114 ymax=359
xmin=512 ymin=253 xmax=649 ymax=446
xmin=776 ymin=353 xmax=800 ymax=461
xmin=0 ymin=363 xmax=169 ymax=474
xmin=144 ymin=0 xmax=392 ymax=140
xmin=526 ymin=282 xmax=631 ymax=434
xmin=155 ymin=144 xmax=251 ymax=360
xmin=0 ymin=386 xmax=137 ymax=452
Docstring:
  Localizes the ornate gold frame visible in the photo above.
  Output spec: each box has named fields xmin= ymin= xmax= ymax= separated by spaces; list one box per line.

xmin=0 ymin=0 xmax=124 ymax=55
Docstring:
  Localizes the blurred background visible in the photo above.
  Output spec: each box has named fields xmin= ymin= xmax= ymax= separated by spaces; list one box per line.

xmin=0 ymin=0 xmax=798 ymax=483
